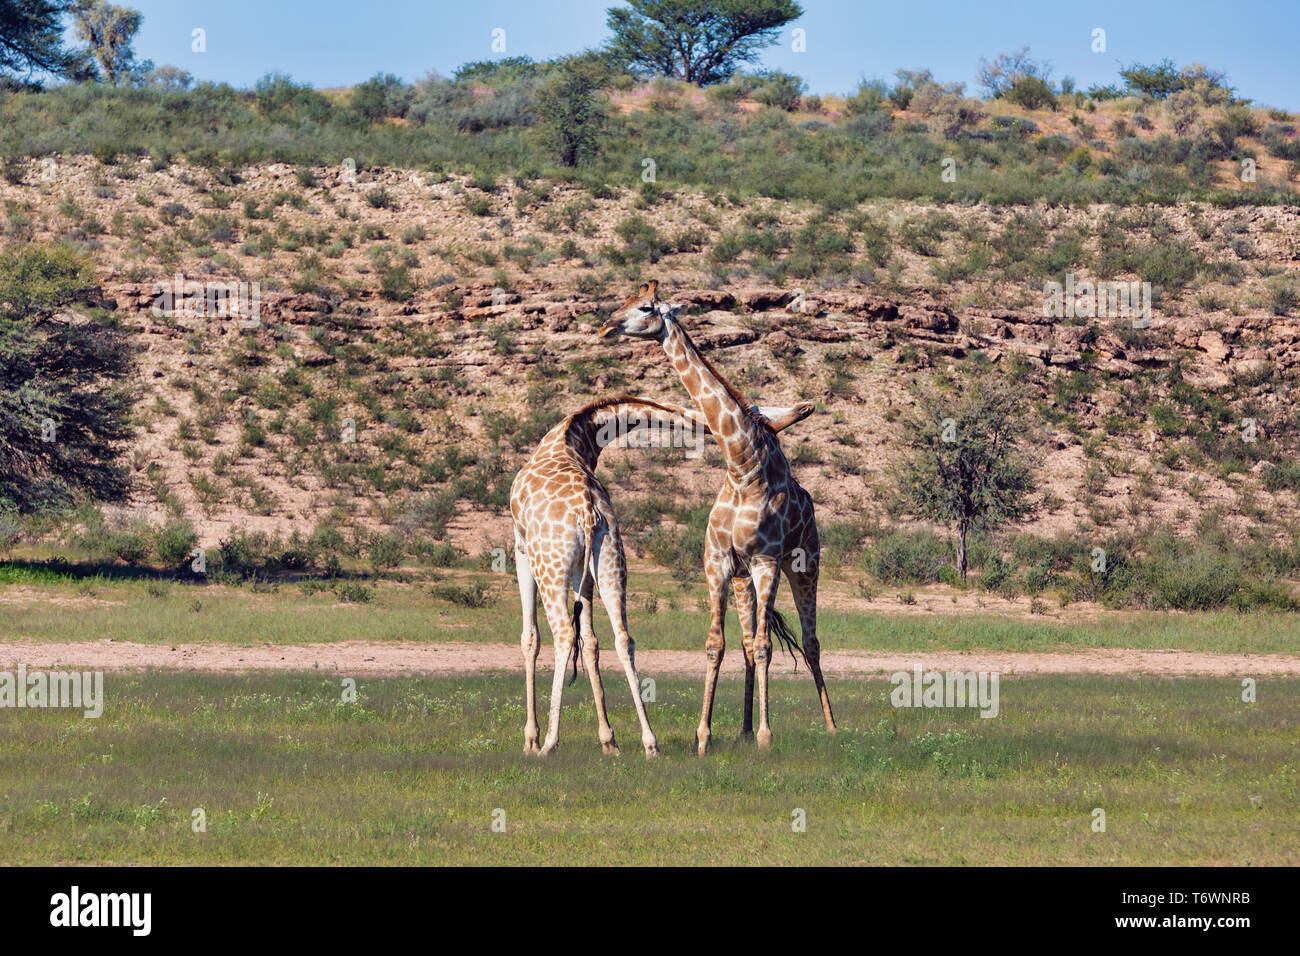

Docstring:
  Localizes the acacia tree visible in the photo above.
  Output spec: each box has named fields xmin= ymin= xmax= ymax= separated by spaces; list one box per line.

xmin=896 ymin=369 xmax=1037 ymax=580
xmin=0 ymin=245 xmax=134 ymax=514
xmin=536 ymin=53 xmax=610 ymax=167
xmin=605 ymin=0 xmax=802 ymax=86
xmin=69 ymin=0 xmax=150 ymax=86
xmin=976 ymin=46 xmax=1052 ymax=99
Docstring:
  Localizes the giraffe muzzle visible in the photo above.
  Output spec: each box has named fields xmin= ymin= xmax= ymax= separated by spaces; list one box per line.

xmin=597 ymin=320 xmax=620 ymax=339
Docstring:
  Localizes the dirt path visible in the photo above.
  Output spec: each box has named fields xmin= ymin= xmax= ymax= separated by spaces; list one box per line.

xmin=3 ymin=640 xmax=1297 ymax=678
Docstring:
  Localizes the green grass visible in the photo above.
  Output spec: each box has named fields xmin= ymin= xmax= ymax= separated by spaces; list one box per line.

xmin=2 ymin=573 xmax=1298 ymax=653
xmin=0 ymin=673 xmax=1294 ymax=864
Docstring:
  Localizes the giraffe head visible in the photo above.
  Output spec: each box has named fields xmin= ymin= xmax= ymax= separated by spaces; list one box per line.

xmin=597 ymin=280 xmax=679 ymax=341
xmin=752 ymin=401 xmax=816 ymax=431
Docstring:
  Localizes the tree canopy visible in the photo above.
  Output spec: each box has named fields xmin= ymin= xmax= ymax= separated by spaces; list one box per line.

xmin=605 ymin=0 xmax=802 ymax=86
xmin=0 ymin=0 xmax=92 ymax=84
xmin=536 ymin=53 xmax=610 ymax=167
xmin=896 ymin=369 xmax=1037 ymax=579
xmin=69 ymin=0 xmax=151 ymax=86
xmin=0 ymin=244 xmax=134 ymax=513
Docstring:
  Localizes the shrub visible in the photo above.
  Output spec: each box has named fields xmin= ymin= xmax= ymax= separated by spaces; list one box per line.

xmin=336 ymin=581 xmax=372 ymax=603
xmin=368 ymin=532 xmax=405 ymax=570
xmin=365 ymin=187 xmax=395 ymax=209
xmin=154 ymin=518 xmax=198 ymax=567
xmin=1003 ymin=76 xmax=1057 ymax=111
xmin=536 ymin=54 xmax=608 ymax=167
xmin=1267 ymin=279 xmax=1298 ymax=316
xmin=819 ymin=520 xmax=872 ymax=566
xmin=1231 ymin=578 xmax=1300 ymax=612
xmin=416 ymin=541 xmax=460 ymax=567
xmin=978 ymin=552 xmax=1016 ymax=593
xmin=752 ymin=71 xmax=806 ymax=111
xmin=1142 ymin=544 xmax=1243 ymax=610
xmin=643 ymin=506 xmax=710 ymax=583
xmin=868 ymin=529 xmax=952 ymax=584
xmin=429 ymin=581 xmax=496 ymax=608
xmin=1261 ymin=461 xmax=1300 ymax=493
xmin=350 ymin=73 xmax=413 ymax=121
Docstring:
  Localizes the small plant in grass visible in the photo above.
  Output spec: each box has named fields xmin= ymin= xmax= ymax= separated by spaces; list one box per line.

xmin=335 ymin=581 xmax=372 ymax=603
xmin=429 ymin=581 xmax=497 ymax=608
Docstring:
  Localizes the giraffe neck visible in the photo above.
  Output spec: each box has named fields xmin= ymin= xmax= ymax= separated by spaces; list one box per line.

xmin=660 ymin=318 xmax=772 ymax=485
xmin=563 ymin=399 xmax=708 ymax=471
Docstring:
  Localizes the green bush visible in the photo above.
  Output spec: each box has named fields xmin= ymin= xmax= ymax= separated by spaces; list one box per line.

xmin=868 ymin=530 xmax=953 ymax=584
xmin=1003 ymin=77 xmax=1057 ymax=111
xmin=429 ymin=581 xmax=496 ymax=608
xmin=154 ymin=518 xmax=198 ymax=567
xmin=335 ymin=581 xmax=373 ymax=603
xmin=751 ymin=71 xmax=806 ymax=111
xmin=1142 ymin=545 xmax=1243 ymax=610
xmin=415 ymin=541 xmax=460 ymax=567
xmin=643 ymin=506 xmax=710 ymax=582
xmin=1230 ymin=578 xmax=1300 ymax=612
xmin=1262 ymin=461 xmax=1300 ymax=493
xmin=819 ymin=519 xmax=872 ymax=566
xmin=368 ymin=532 xmax=405 ymax=570
xmin=978 ymin=552 xmax=1016 ymax=593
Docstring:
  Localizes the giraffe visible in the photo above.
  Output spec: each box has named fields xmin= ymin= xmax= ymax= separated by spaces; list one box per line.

xmin=510 ymin=393 xmax=813 ymax=758
xmin=598 ymin=282 xmax=837 ymax=754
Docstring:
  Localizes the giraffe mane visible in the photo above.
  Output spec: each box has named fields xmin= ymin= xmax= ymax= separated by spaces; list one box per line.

xmin=570 ymin=393 xmax=684 ymax=420
xmin=673 ymin=322 xmax=772 ymax=432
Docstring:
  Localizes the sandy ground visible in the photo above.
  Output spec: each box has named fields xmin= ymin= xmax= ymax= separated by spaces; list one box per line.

xmin=2 ymin=640 xmax=1297 ymax=678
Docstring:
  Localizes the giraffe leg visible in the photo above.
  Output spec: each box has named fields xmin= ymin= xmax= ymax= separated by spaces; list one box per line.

xmin=580 ymin=550 xmax=618 ymax=756
xmin=516 ymin=543 xmax=541 ymax=754
xmin=750 ymin=556 xmax=782 ymax=752
xmin=731 ymin=576 xmax=757 ymax=738
xmin=786 ymin=561 xmax=836 ymax=734
xmin=596 ymin=528 xmax=658 ymax=757
xmin=696 ymin=558 xmax=731 ymax=757
xmin=538 ymin=584 xmax=577 ymax=757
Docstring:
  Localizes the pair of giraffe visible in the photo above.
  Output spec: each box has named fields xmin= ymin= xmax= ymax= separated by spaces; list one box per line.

xmin=508 ymin=281 xmax=836 ymax=757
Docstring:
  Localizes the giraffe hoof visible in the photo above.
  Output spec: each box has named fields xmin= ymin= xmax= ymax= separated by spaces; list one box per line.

xmin=602 ymin=741 xmax=621 ymax=756
xmin=643 ymin=745 xmax=659 ymax=759
xmin=523 ymin=743 xmax=540 ymax=756
xmin=756 ymin=729 xmax=772 ymax=751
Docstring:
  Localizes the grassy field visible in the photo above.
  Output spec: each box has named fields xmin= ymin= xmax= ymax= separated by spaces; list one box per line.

xmin=0 ymin=672 xmax=1294 ymax=865
xmin=3 ymin=568 xmax=1299 ymax=653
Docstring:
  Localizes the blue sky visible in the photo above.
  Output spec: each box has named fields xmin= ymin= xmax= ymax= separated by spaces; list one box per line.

xmin=114 ymin=0 xmax=1298 ymax=108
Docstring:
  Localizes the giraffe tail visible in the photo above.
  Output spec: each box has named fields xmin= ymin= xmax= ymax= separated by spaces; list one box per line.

xmin=769 ymin=609 xmax=808 ymax=672
xmin=568 ymin=598 xmax=582 ymax=686
xmin=568 ymin=517 xmax=598 ymax=686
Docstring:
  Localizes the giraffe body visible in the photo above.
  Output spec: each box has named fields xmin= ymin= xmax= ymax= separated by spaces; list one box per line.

xmin=509 ymin=394 xmax=811 ymax=757
xmin=599 ymin=283 xmax=837 ymax=754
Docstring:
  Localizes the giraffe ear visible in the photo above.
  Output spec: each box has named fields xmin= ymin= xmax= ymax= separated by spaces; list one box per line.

xmin=636 ymin=282 xmax=649 ymax=296
xmin=646 ymin=279 xmax=658 ymax=299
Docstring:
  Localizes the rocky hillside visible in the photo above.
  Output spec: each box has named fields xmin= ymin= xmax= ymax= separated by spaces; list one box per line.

xmin=3 ymin=155 xmax=1299 ymax=569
